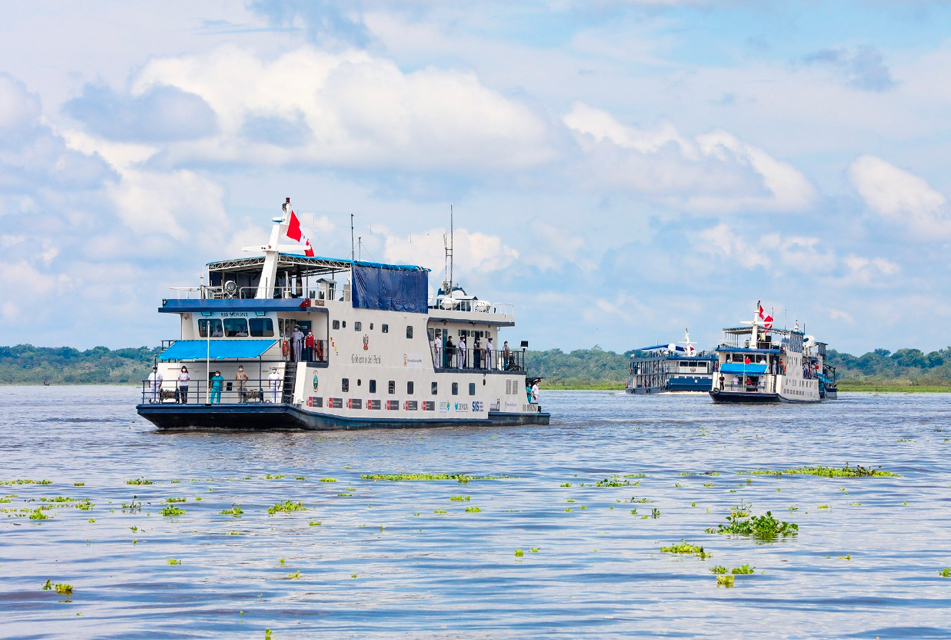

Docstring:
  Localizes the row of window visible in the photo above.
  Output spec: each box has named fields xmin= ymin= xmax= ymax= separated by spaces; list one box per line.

xmin=198 ymin=318 xmax=274 ymax=338
xmin=312 ymin=397 xmax=434 ymax=411
xmin=341 ymin=378 xmax=479 ymax=396
xmin=330 ymin=320 xmax=415 ymax=339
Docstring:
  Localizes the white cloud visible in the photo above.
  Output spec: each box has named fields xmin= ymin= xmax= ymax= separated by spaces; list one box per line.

xmin=563 ymin=103 xmax=816 ymax=213
xmin=381 ymin=226 xmax=518 ymax=279
xmin=0 ymin=74 xmax=40 ymax=132
xmin=521 ymin=222 xmax=590 ymax=272
xmin=833 ymin=254 xmax=900 ymax=287
xmin=848 ymin=154 xmax=951 ymax=238
xmin=697 ymin=224 xmax=835 ymax=274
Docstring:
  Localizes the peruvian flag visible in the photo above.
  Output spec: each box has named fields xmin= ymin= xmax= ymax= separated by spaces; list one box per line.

xmin=303 ymin=238 xmax=315 ymax=257
xmin=286 ymin=210 xmax=303 ymax=242
xmin=758 ymin=303 xmax=773 ymax=331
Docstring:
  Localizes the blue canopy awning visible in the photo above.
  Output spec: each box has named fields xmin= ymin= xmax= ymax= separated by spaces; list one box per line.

xmin=720 ymin=363 xmax=768 ymax=375
xmin=158 ymin=340 xmax=278 ymax=361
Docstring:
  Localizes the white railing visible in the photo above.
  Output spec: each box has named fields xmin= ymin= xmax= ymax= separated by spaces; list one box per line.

xmin=429 ymin=298 xmax=515 ymax=316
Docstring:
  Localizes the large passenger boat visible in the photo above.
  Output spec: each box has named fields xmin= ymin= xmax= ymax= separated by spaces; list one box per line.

xmin=708 ymin=303 xmax=832 ymax=404
xmin=626 ymin=330 xmax=716 ymax=394
xmin=136 ymin=199 xmax=550 ymax=430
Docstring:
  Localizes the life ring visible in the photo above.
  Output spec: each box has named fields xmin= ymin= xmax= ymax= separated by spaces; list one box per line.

xmin=282 ymin=340 xmax=289 ymax=357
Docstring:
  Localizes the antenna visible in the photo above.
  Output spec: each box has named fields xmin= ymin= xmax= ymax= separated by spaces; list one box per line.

xmin=443 ymin=205 xmax=455 ymax=294
xmin=350 ymin=214 xmax=355 ymax=262
xmin=358 ymin=236 xmax=361 ymax=261
xmin=449 ymin=205 xmax=454 ymax=292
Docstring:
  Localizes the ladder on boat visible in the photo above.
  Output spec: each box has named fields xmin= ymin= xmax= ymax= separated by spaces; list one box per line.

xmin=282 ymin=362 xmax=297 ymax=404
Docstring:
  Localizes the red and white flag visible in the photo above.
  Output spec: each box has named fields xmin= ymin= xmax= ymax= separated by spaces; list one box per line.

xmin=285 ymin=209 xmax=316 ymax=256
xmin=758 ymin=303 xmax=773 ymax=330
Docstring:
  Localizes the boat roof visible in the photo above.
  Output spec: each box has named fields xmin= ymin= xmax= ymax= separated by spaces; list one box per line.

xmin=207 ymin=253 xmax=429 ymax=277
xmin=721 ymin=326 xmax=803 ymax=336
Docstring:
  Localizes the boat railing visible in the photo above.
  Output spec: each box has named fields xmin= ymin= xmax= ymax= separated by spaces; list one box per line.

xmin=431 ymin=347 xmax=525 ymax=372
xmin=139 ymin=378 xmax=288 ymax=405
xmin=166 ymin=285 xmax=351 ymax=301
xmin=429 ymin=299 xmax=514 ymax=316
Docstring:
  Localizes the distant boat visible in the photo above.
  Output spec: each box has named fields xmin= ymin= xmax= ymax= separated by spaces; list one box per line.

xmin=43 ymin=380 xmax=51 ymax=386
xmin=626 ymin=330 xmax=716 ymax=394
xmin=709 ymin=302 xmax=834 ymax=403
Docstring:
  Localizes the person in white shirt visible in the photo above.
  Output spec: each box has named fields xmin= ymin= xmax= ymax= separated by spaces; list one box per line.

xmin=148 ymin=367 xmax=163 ymax=403
xmin=177 ymin=366 xmax=190 ymax=404
xmin=268 ymin=367 xmax=282 ymax=403
xmin=431 ymin=331 xmax=441 ymax=368
xmin=531 ymin=380 xmax=539 ymax=403
xmin=485 ymin=337 xmax=494 ymax=371
xmin=457 ymin=336 xmax=467 ymax=369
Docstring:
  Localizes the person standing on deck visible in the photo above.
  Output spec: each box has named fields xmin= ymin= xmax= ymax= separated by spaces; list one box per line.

xmin=485 ymin=337 xmax=494 ymax=371
xmin=268 ymin=367 xmax=282 ymax=403
xmin=291 ymin=325 xmax=304 ymax=362
xmin=177 ymin=366 xmax=190 ymax=404
xmin=503 ymin=341 xmax=512 ymax=370
xmin=304 ymin=331 xmax=315 ymax=362
xmin=473 ymin=337 xmax=482 ymax=369
xmin=445 ymin=336 xmax=455 ymax=368
xmin=531 ymin=380 xmax=539 ymax=403
xmin=210 ymin=370 xmax=225 ymax=403
xmin=457 ymin=336 xmax=467 ymax=369
xmin=148 ymin=367 xmax=163 ymax=403
xmin=432 ymin=331 xmax=441 ymax=368
xmin=235 ymin=365 xmax=249 ymax=403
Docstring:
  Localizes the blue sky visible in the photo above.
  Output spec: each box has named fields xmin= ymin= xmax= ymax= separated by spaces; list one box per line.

xmin=2 ymin=0 xmax=951 ymax=354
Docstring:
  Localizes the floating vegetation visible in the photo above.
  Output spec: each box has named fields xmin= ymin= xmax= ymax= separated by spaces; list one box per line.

xmin=361 ymin=473 xmax=512 ymax=483
xmin=515 ymin=549 xmax=524 ymax=557
xmin=294 ymin=476 xmax=306 ymax=481
xmin=703 ymin=483 xmax=714 ymax=487
xmin=309 ymin=521 xmax=322 ymax=526
xmin=530 ymin=547 xmax=540 ymax=553
xmin=465 ymin=506 xmax=481 ymax=513
xmin=165 ymin=497 xmax=186 ymax=503
xmin=716 ymin=575 xmax=735 ymax=588
xmin=707 ymin=502 xmax=798 ymax=540
xmin=29 ymin=508 xmax=50 ymax=520
xmin=320 ymin=478 xmax=337 ymax=483
xmin=1 ymin=479 xmax=52 ymax=485
xmin=220 ymin=506 xmax=244 ymax=517
xmin=560 ymin=482 xmax=572 ymax=487
xmin=167 ymin=559 xmax=181 ymax=565
xmin=160 ymin=505 xmax=186 ymax=517
xmin=818 ymin=504 xmax=830 ymax=509
xmin=287 ymin=570 xmax=301 ymax=579
xmin=264 ymin=474 xmax=285 ymax=480
xmin=126 ymin=478 xmax=153 ymax=485
xmin=449 ymin=496 xmax=470 ymax=501
xmin=837 ymin=555 xmax=851 ymax=560
xmin=268 ymin=501 xmax=305 ymax=515
xmin=738 ymin=464 xmax=899 ymax=478
xmin=433 ymin=509 xmax=447 ymax=514
xmin=731 ymin=564 xmax=755 ymax=574
xmin=659 ymin=540 xmax=709 ymax=559
xmin=43 ymin=580 xmax=73 ymax=596
xmin=73 ymin=482 xmax=84 ymax=487
xmin=939 ymin=568 xmax=951 ymax=578
xmin=651 ymin=508 xmax=661 ymax=519
xmin=711 ymin=565 xmax=727 ymax=574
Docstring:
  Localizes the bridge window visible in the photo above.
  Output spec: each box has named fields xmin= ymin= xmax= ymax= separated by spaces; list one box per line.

xmin=198 ymin=319 xmax=222 ymax=338
xmin=332 ymin=320 xmax=340 ymax=330
xmin=249 ymin=318 xmax=274 ymax=337
xmin=452 ymin=382 xmax=458 ymax=396
xmin=355 ymin=322 xmax=362 ymax=331
xmin=388 ymin=380 xmax=395 ymax=394
xmin=342 ymin=378 xmax=349 ymax=392
xmin=382 ymin=324 xmax=389 ymax=333
xmin=407 ymin=381 xmax=414 ymax=395
xmin=369 ymin=380 xmax=377 ymax=393
xmin=223 ymin=318 xmax=248 ymax=337
xmin=469 ymin=383 xmax=476 ymax=396
xmin=406 ymin=326 xmax=414 ymax=339
xmin=431 ymin=382 xmax=438 ymax=395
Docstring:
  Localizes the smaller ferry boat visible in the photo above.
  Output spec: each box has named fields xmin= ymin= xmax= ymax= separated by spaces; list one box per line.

xmin=709 ymin=303 xmax=831 ymax=404
xmin=626 ymin=330 xmax=716 ymax=394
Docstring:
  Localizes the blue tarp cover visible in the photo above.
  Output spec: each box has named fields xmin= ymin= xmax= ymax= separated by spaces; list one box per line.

xmin=351 ymin=263 xmax=429 ymax=314
xmin=720 ymin=363 xmax=768 ymax=375
xmin=158 ymin=340 xmax=277 ymax=361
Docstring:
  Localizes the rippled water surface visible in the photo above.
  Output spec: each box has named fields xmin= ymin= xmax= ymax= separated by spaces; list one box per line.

xmin=2 ymin=386 xmax=951 ymax=639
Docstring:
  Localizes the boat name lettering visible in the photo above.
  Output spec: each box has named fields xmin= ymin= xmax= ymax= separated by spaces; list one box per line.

xmin=220 ymin=312 xmax=249 ymax=317
xmin=454 ymin=403 xmax=469 ymax=412
xmin=351 ymin=354 xmax=382 ymax=365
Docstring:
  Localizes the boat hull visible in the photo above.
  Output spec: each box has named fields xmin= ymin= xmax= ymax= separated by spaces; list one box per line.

xmin=136 ymin=403 xmax=550 ymax=431
xmin=709 ymin=390 xmax=821 ymax=404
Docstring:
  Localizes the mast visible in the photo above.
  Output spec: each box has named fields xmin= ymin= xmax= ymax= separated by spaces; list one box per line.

xmin=255 ymin=198 xmax=290 ymax=299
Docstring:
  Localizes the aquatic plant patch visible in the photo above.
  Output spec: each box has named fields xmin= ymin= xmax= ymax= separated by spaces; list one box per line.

xmin=126 ymin=478 xmax=154 ymax=485
xmin=267 ymin=501 xmax=306 ymax=515
xmin=361 ymin=473 xmax=512 ymax=482
xmin=738 ymin=464 xmax=899 ymax=478
xmin=708 ymin=502 xmax=798 ymax=540
xmin=160 ymin=505 xmax=186 ymax=517
xmin=660 ymin=540 xmax=709 ymax=559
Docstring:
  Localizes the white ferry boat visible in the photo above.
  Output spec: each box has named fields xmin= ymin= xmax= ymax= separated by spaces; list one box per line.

xmin=626 ymin=330 xmax=716 ymax=394
xmin=136 ymin=199 xmax=550 ymax=430
xmin=708 ymin=303 xmax=830 ymax=404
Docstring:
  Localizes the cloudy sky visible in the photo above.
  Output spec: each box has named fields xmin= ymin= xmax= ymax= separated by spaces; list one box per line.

xmin=2 ymin=0 xmax=950 ymax=354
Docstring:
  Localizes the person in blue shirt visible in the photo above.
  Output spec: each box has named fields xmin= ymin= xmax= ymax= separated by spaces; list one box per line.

xmin=210 ymin=370 xmax=225 ymax=403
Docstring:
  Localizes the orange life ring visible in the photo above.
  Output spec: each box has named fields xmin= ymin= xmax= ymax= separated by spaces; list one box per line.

xmin=282 ymin=340 xmax=289 ymax=357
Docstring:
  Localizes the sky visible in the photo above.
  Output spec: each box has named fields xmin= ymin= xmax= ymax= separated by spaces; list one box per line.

xmin=2 ymin=0 xmax=951 ymax=354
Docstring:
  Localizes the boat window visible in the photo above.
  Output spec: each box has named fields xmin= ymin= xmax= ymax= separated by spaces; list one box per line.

xmin=224 ymin=318 xmax=248 ymax=337
xmin=355 ymin=322 xmax=362 ymax=331
xmin=680 ymin=361 xmax=691 ymax=367
xmin=431 ymin=382 xmax=437 ymax=395
xmin=459 ymin=329 xmax=468 ymax=338
xmin=452 ymin=382 xmax=458 ymax=396
xmin=342 ymin=321 xmax=347 ymax=328
xmin=388 ymin=380 xmax=395 ymax=394
xmin=407 ymin=381 xmax=414 ymax=395
xmin=249 ymin=318 xmax=274 ymax=337
xmin=369 ymin=380 xmax=377 ymax=393
xmin=333 ymin=320 xmax=340 ymax=330
xmin=342 ymin=378 xmax=349 ymax=392
xmin=469 ymin=383 xmax=476 ymax=396
xmin=406 ymin=326 xmax=413 ymax=339
xmin=382 ymin=324 xmax=389 ymax=333
xmin=198 ymin=319 xmax=223 ymax=338
xmin=370 ymin=323 xmax=374 ymax=330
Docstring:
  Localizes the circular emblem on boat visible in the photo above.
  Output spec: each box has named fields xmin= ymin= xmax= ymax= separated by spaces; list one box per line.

xmin=312 ymin=373 xmax=319 ymax=391
xmin=690 ymin=367 xmax=696 ymax=373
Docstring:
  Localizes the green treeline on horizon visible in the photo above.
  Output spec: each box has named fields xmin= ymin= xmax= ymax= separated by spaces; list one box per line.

xmin=2 ymin=343 xmax=951 ymax=388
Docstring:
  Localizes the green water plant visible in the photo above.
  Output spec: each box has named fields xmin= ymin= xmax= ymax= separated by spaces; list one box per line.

xmin=165 ymin=497 xmax=186 ymax=503
xmin=708 ymin=502 xmax=798 ymax=540
xmin=267 ymin=501 xmax=306 ymax=515
xmin=465 ymin=506 xmax=481 ymax=513
xmin=716 ymin=575 xmax=734 ymax=588
xmin=731 ymin=564 xmax=755 ymax=574
xmin=160 ymin=505 xmax=186 ymax=517
xmin=126 ymin=478 xmax=153 ymax=485
xmin=659 ymin=540 xmax=709 ymax=559
xmin=738 ymin=464 xmax=899 ymax=478
xmin=220 ymin=506 xmax=244 ymax=517
xmin=515 ymin=549 xmax=524 ymax=557
xmin=710 ymin=565 xmax=727 ymax=574
xmin=167 ymin=559 xmax=181 ymax=565
xmin=449 ymin=496 xmax=470 ymax=501
xmin=939 ymin=568 xmax=951 ymax=577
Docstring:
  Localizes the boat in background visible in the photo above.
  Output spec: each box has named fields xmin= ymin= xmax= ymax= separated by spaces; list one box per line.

xmin=626 ymin=330 xmax=716 ymax=394
xmin=709 ymin=302 xmax=831 ymax=404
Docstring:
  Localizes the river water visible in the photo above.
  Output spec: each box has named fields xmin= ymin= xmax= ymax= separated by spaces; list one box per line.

xmin=1 ymin=386 xmax=950 ymax=639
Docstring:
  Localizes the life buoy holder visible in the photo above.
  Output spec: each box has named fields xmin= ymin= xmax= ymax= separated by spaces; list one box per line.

xmin=282 ymin=340 xmax=289 ymax=357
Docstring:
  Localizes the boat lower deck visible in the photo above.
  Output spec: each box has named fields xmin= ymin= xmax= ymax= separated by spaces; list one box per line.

xmin=709 ymin=389 xmax=820 ymax=404
xmin=136 ymin=403 xmax=550 ymax=430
